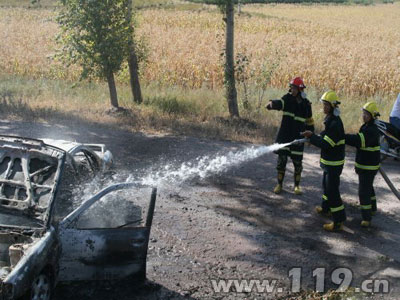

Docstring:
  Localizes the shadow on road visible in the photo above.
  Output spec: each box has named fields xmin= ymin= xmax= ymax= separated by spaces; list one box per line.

xmin=54 ymin=280 xmax=194 ymax=300
xmin=206 ymin=150 xmax=400 ymax=292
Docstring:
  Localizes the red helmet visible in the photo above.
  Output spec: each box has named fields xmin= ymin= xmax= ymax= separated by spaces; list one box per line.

xmin=290 ymin=77 xmax=306 ymax=90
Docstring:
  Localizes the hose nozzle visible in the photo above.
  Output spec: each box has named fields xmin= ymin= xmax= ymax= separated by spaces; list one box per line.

xmin=290 ymin=138 xmax=309 ymax=145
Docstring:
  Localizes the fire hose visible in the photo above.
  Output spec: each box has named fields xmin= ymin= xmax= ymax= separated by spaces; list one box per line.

xmin=379 ymin=156 xmax=400 ymax=201
xmin=379 ymin=168 xmax=400 ymax=200
xmin=289 ymin=138 xmax=309 ymax=145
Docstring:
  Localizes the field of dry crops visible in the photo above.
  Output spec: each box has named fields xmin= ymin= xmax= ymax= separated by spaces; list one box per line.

xmin=140 ymin=3 xmax=400 ymax=99
xmin=1 ymin=2 xmax=400 ymax=100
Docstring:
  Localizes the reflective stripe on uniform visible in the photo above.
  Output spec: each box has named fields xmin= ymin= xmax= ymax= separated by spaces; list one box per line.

xmin=323 ymin=135 xmax=345 ymax=147
xmin=361 ymin=204 xmax=372 ymax=210
xmin=280 ymin=147 xmax=290 ymax=151
xmin=294 ymin=116 xmax=306 ymax=122
xmin=323 ymin=135 xmax=336 ymax=147
xmin=291 ymin=151 xmax=303 ymax=156
xmin=355 ymin=162 xmax=380 ymax=170
xmin=360 ymin=146 xmax=380 ymax=152
xmin=330 ymin=205 xmax=345 ymax=213
xmin=320 ymin=158 xmax=345 ymax=166
xmin=322 ymin=195 xmax=328 ymax=201
xmin=371 ymin=196 xmax=377 ymax=200
xmin=282 ymin=111 xmax=306 ymax=123
xmin=283 ymin=112 xmax=295 ymax=118
xmin=336 ymin=139 xmax=345 ymax=145
xmin=358 ymin=132 xmax=366 ymax=148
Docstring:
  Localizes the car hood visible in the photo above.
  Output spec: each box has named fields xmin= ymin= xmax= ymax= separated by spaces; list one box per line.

xmin=0 ymin=135 xmax=65 ymax=224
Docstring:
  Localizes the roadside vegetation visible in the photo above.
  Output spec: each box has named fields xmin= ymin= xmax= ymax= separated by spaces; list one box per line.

xmin=0 ymin=0 xmax=399 ymax=143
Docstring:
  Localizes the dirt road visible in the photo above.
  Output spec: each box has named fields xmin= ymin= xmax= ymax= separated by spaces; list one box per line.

xmin=1 ymin=119 xmax=399 ymax=299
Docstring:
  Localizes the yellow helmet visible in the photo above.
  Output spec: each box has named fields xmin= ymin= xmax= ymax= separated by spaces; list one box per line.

xmin=320 ymin=91 xmax=340 ymax=106
xmin=363 ymin=101 xmax=380 ymax=118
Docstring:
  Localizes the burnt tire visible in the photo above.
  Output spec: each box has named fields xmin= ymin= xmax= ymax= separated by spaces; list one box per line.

xmin=30 ymin=272 xmax=53 ymax=300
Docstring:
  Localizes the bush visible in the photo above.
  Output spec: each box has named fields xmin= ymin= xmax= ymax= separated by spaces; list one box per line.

xmin=144 ymin=96 xmax=198 ymax=116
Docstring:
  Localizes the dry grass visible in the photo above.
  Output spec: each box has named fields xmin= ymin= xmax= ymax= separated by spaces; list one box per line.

xmin=0 ymin=3 xmax=398 ymax=141
xmin=0 ymin=75 xmax=281 ymax=143
xmin=0 ymin=73 xmax=388 ymax=144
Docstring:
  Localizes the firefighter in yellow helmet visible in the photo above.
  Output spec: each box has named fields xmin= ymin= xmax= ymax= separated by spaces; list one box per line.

xmin=302 ymin=91 xmax=346 ymax=232
xmin=345 ymin=102 xmax=381 ymax=228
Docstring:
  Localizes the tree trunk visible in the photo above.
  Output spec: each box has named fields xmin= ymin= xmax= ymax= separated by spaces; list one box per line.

xmin=127 ymin=0 xmax=143 ymax=104
xmin=106 ymin=71 xmax=119 ymax=108
xmin=128 ymin=50 xmax=143 ymax=104
xmin=225 ymin=1 xmax=239 ymax=118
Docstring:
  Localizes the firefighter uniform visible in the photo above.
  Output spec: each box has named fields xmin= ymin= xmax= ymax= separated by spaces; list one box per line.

xmin=310 ymin=114 xmax=346 ymax=225
xmin=270 ymin=93 xmax=314 ymax=190
xmin=345 ymin=102 xmax=381 ymax=226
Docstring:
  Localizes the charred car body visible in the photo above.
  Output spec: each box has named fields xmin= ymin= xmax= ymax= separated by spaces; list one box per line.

xmin=0 ymin=136 xmax=156 ymax=300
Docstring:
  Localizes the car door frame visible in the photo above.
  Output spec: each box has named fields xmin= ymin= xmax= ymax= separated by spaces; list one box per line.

xmin=57 ymin=183 xmax=157 ymax=282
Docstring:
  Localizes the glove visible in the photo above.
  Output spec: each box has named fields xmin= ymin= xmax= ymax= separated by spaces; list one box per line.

xmin=301 ymin=131 xmax=313 ymax=138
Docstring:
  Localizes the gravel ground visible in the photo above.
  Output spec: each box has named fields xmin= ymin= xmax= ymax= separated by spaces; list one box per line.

xmin=0 ymin=119 xmax=399 ymax=300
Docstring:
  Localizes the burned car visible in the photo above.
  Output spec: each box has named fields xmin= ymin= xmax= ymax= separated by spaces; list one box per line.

xmin=0 ymin=136 xmax=156 ymax=300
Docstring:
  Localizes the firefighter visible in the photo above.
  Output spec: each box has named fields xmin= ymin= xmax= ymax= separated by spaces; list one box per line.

xmin=266 ymin=77 xmax=314 ymax=195
xmin=345 ymin=102 xmax=381 ymax=227
xmin=301 ymin=91 xmax=346 ymax=232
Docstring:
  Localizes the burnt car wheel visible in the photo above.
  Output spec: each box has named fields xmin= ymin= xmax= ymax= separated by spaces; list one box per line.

xmin=30 ymin=273 xmax=52 ymax=300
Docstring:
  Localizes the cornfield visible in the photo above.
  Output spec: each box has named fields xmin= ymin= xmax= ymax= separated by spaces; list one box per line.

xmin=1 ymin=3 xmax=400 ymax=99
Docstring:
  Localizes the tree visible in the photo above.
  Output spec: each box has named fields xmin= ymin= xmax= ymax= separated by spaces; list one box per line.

xmin=126 ymin=0 xmax=143 ymax=104
xmin=57 ymin=0 xmax=133 ymax=108
xmin=217 ymin=0 xmax=239 ymax=118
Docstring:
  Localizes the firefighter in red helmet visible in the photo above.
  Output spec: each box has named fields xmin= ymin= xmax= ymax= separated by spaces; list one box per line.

xmin=266 ymin=77 xmax=314 ymax=195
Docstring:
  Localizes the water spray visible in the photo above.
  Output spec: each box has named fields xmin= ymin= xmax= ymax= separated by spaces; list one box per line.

xmin=134 ymin=138 xmax=309 ymax=187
